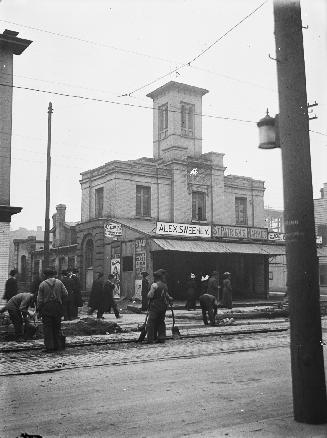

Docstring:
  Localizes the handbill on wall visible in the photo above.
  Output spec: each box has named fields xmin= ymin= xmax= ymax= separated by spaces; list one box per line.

xmin=110 ymin=258 xmax=121 ymax=298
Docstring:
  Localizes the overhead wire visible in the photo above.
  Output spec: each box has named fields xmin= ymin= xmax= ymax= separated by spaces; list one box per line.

xmin=0 ymin=82 xmax=256 ymax=124
xmin=121 ymin=0 xmax=268 ymax=96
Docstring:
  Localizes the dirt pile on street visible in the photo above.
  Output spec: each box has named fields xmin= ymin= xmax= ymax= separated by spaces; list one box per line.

xmin=62 ymin=317 xmax=122 ymax=336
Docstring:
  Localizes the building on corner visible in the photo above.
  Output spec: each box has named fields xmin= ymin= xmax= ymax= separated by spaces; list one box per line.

xmin=76 ymin=81 xmax=285 ymax=301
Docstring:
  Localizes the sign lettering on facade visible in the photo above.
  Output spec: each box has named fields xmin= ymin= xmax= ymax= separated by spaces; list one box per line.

xmin=104 ymin=222 xmax=122 ymax=238
xmin=213 ymin=225 xmax=268 ymax=240
xmin=268 ymin=232 xmax=322 ymax=245
xmin=156 ymin=222 xmax=211 ymax=238
xmin=110 ymin=258 xmax=121 ymax=298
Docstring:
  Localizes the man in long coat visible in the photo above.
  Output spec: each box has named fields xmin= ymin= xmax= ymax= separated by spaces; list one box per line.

xmin=88 ymin=272 xmax=104 ymax=316
xmin=97 ymin=274 xmax=120 ymax=319
xmin=141 ymin=271 xmax=150 ymax=311
xmin=3 ymin=269 xmax=18 ymax=302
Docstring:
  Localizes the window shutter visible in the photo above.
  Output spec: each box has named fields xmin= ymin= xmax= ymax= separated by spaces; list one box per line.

xmin=136 ymin=186 xmax=142 ymax=216
xmin=192 ymin=192 xmax=197 ymax=220
xmin=188 ymin=105 xmax=194 ymax=133
xmin=181 ymin=104 xmax=186 ymax=128
xmin=143 ymin=187 xmax=151 ymax=217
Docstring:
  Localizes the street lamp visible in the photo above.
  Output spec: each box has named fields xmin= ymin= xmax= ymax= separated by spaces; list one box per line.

xmin=257 ymin=109 xmax=280 ymax=149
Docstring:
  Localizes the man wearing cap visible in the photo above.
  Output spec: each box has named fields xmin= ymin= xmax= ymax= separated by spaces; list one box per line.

xmin=0 ymin=292 xmax=35 ymax=340
xmin=37 ymin=269 xmax=68 ymax=352
xmin=199 ymin=293 xmax=218 ymax=326
xmin=146 ymin=269 xmax=173 ymax=343
xmin=222 ymin=272 xmax=233 ymax=309
xmin=141 ymin=271 xmax=150 ymax=311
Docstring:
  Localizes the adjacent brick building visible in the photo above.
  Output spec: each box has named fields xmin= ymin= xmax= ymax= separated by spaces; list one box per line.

xmin=76 ymin=81 xmax=285 ymax=300
xmin=13 ymin=204 xmax=77 ymax=292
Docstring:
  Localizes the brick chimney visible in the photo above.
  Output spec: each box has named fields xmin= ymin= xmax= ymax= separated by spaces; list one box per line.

xmin=54 ymin=204 xmax=66 ymax=247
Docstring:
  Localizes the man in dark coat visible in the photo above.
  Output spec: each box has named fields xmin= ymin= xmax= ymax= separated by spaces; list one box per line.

xmin=185 ymin=273 xmax=197 ymax=310
xmin=199 ymin=293 xmax=218 ymax=326
xmin=37 ymin=269 xmax=68 ymax=352
xmin=141 ymin=271 xmax=150 ymax=311
xmin=221 ymin=272 xmax=233 ymax=309
xmin=3 ymin=269 xmax=18 ymax=302
xmin=0 ymin=292 xmax=35 ymax=340
xmin=97 ymin=274 xmax=120 ymax=319
xmin=207 ymin=271 xmax=220 ymax=300
xmin=88 ymin=272 xmax=104 ymax=316
xmin=61 ymin=270 xmax=75 ymax=321
xmin=146 ymin=269 xmax=173 ymax=344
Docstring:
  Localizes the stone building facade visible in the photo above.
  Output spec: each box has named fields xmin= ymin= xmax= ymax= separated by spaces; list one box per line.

xmin=76 ymin=81 xmax=284 ymax=300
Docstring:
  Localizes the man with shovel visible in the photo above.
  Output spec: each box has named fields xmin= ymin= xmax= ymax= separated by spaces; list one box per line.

xmin=146 ymin=269 xmax=173 ymax=344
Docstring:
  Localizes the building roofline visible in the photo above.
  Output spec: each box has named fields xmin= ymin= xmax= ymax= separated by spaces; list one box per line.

xmin=146 ymin=81 xmax=209 ymax=99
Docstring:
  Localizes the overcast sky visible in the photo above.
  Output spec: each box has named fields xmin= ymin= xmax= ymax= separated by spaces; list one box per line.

xmin=1 ymin=0 xmax=326 ymax=230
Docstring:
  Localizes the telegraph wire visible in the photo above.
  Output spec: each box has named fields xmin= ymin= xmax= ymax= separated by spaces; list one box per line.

xmin=0 ymin=82 xmax=256 ymax=124
xmin=0 ymin=19 xmax=172 ymax=63
xmin=309 ymin=129 xmax=327 ymax=137
xmin=122 ymin=0 xmax=268 ymax=96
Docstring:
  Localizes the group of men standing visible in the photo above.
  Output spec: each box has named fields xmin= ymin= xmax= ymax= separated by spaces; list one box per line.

xmin=1 ymin=268 xmax=83 ymax=352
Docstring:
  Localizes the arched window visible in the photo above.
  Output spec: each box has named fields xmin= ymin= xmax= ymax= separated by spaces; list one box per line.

xmin=21 ymin=255 xmax=27 ymax=281
xmin=85 ymin=239 xmax=94 ymax=268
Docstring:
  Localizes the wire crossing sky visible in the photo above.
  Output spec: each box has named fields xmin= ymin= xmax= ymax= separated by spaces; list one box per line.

xmin=0 ymin=0 xmax=326 ymax=229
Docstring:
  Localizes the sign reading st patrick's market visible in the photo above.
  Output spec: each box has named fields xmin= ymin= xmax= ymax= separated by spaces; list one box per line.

xmin=156 ymin=221 xmax=211 ymax=238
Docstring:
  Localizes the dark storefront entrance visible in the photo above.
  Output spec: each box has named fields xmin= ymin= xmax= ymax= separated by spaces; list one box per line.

xmin=152 ymin=249 xmax=269 ymax=301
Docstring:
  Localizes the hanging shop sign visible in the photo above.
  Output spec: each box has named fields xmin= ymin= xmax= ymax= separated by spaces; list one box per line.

xmin=213 ymin=225 xmax=268 ymax=240
xmin=104 ymin=222 xmax=122 ymax=239
xmin=268 ymin=232 xmax=285 ymax=241
xmin=156 ymin=221 xmax=211 ymax=238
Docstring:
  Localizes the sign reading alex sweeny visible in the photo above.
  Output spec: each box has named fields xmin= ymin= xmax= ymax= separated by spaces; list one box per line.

xmin=156 ymin=221 xmax=211 ymax=238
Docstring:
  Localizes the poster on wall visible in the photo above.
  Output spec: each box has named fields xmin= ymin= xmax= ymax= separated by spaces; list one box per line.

xmin=111 ymin=258 xmax=121 ymax=298
xmin=134 ymin=279 xmax=142 ymax=300
xmin=135 ymin=238 xmax=147 ymax=279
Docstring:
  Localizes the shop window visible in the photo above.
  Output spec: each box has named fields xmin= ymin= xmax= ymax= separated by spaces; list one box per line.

xmin=122 ymin=256 xmax=133 ymax=272
xmin=95 ymin=187 xmax=104 ymax=218
xmin=20 ymin=255 xmax=27 ymax=281
xmin=159 ymin=103 xmax=168 ymax=139
xmin=235 ymin=197 xmax=248 ymax=225
xmin=192 ymin=191 xmax=206 ymax=221
xmin=85 ymin=239 xmax=94 ymax=268
xmin=136 ymin=186 xmax=151 ymax=217
xmin=181 ymin=102 xmax=194 ymax=137
xmin=320 ymin=264 xmax=327 ymax=286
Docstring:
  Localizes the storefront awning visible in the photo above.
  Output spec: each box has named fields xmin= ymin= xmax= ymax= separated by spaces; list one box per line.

xmin=151 ymin=239 xmax=286 ymax=255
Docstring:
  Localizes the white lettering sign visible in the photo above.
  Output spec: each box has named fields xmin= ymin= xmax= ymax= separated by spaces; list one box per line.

xmin=268 ymin=232 xmax=285 ymax=241
xmin=104 ymin=222 xmax=122 ymax=238
xmin=156 ymin=222 xmax=211 ymax=238
xmin=213 ymin=225 xmax=268 ymax=240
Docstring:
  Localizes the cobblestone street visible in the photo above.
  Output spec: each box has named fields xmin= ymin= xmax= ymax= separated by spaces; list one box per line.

xmin=0 ymin=330 xmax=297 ymax=376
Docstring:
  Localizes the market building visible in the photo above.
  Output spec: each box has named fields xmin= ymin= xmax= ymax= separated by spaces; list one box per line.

xmin=76 ymin=81 xmax=286 ymax=301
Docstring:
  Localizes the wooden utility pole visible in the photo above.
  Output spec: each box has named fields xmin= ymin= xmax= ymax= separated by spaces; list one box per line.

xmin=44 ymin=102 xmax=53 ymax=269
xmin=273 ymin=0 xmax=327 ymax=423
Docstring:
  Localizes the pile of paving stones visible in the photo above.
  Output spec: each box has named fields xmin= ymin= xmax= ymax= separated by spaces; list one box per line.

xmin=0 ymin=315 xmax=123 ymax=342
